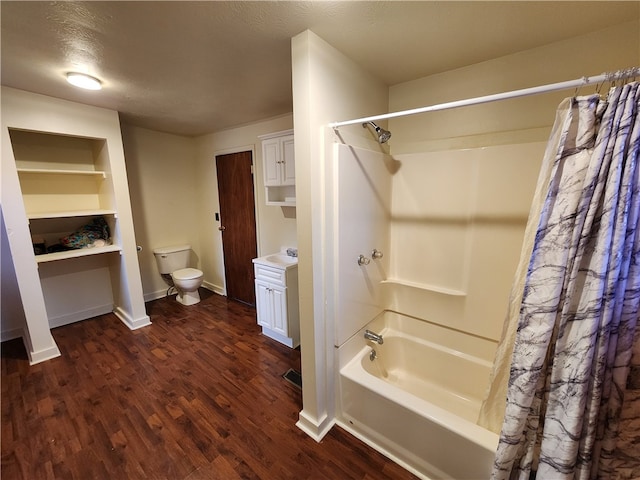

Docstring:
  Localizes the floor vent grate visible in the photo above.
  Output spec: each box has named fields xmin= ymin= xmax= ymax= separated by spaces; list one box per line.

xmin=282 ymin=368 xmax=302 ymax=390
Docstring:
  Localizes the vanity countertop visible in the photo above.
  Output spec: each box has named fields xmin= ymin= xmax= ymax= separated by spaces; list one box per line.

xmin=252 ymin=253 xmax=298 ymax=270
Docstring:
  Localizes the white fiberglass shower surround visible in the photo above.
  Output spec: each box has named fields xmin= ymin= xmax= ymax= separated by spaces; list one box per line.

xmin=327 ymin=68 xmax=640 ymax=480
xmin=330 ymin=140 xmax=538 ymax=479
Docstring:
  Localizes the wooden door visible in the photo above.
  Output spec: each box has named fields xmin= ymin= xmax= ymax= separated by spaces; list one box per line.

xmin=216 ymin=151 xmax=257 ymax=306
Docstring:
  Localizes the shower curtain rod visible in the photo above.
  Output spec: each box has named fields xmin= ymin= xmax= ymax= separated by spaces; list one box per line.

xmin=329 ymin=67 xmax=639 ymax=129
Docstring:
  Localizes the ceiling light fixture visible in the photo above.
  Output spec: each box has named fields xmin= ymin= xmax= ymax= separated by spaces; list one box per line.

xmin=66 ymin=72 xmax=102 ymax=90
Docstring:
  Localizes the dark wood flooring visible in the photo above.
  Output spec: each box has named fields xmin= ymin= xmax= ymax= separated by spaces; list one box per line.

xmin=1 ymin=291 xmax=417 ymax=480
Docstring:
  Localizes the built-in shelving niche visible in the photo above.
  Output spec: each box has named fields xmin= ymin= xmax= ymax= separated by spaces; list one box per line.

xmin=9 ymin=128 xmax=122 ymax=328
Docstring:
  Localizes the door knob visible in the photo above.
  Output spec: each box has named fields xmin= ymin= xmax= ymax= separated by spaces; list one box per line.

xmin=218 ymin=226 xmax=226 ymax=231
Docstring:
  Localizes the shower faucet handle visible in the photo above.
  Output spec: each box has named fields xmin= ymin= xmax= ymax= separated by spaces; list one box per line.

xmin=357 ymin=254 xmax=371 ymax=266
xmin=371 ymin=249 xmax=383 ymax=259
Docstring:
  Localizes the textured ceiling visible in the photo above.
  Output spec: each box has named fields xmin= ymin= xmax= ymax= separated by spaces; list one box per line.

xmin=1 ymin=1 xmax=638 ymax=136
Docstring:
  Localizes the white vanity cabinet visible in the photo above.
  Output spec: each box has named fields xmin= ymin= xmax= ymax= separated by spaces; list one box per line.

xmin=258 ymin=130 xmax=296 ymax=206
xmin=252 ymin=257 xmax=300 ymax=348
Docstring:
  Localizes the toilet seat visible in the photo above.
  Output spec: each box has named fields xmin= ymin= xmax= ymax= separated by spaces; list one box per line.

xmin=172 ymin=268 xmax=203 ymax=280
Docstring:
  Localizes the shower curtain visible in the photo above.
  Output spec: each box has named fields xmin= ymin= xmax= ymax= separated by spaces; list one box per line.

xmin=488 ymin=81 xmax=640 ymax=479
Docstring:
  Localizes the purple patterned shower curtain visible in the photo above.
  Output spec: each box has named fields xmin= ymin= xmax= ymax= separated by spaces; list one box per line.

xmin=492 ymin=82 xmax=640 ymax=479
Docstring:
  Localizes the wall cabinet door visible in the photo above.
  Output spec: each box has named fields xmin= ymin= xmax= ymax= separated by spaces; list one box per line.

xmin=260 ymin=131 xmax=296 ymax=206
xmin=262 ymin=134 xmax=295 ymax=187
xmin=262 ymin=140 xmax=282 ymax=186
xmin=281 ymin=135 xmax=296 ymax=186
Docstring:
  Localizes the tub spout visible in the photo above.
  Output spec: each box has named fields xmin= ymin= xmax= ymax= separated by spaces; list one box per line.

xmin=364 ymin=329 xmax=384 ymax=344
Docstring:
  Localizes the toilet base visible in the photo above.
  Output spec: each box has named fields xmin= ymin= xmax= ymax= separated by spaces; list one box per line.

xmin=176 ymin=289 xmax=201 ymax=306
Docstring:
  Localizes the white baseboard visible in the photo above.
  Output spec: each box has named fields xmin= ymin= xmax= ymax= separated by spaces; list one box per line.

xmin=261 ymin=327 xmax=298 ymax=348
xmin=202 ymin=281 xmax=225 ymax=296
xmin=296 ymin=410 xmax=335 ymax=442
xmin=1 ymin=327 xmax=24 ymax=343
xmin=144 ymin=288 xmax=170 ymax=302
xmin=144 ymin=282 xmax=225 ymax=303
xmin=27 ymin=339 xmax=61 ymax=365
xmin=48 ymin=304 xmax=113 ymax=329
xmin=113 ymin=307 xmax=152 ymax=330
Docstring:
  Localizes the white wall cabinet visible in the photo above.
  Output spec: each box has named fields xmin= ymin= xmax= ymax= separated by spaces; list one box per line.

xmin=1 ymin=87 xmax=151 ymax=364
xmin=259 ymin=130 xmax=296 ymax=206
xmin=253 ymin=260 xmax=299 ymax=348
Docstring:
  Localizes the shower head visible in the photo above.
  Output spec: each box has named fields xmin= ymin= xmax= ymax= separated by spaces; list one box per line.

xmin=362 ymin=121 xmax=392 ymax=144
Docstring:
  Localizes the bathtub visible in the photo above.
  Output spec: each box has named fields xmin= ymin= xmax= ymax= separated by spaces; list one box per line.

xmin=337 ymin=311 xmax=499 ymax=479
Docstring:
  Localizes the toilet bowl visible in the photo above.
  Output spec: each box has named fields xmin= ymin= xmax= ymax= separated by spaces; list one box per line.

xmin=153 ymin=244 xmax=204 ymax=305
xmin=172 ymin=267 xmax=204 ymax=306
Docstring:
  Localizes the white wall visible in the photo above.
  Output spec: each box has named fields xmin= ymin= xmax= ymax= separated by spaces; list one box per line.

xmin=1 ymin=209 xmax=26 ymax=341
xmin=121 ymin=124 xmax=200 ymax=300
xmin=291 ymin=30 xmax=389 ymax=440
xmin=193 ymin=114 xmax=296 ymax=295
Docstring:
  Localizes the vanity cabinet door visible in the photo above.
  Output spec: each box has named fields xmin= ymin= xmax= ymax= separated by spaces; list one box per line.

xmin=270 ymin=284 xmax=288 ymax=336
xmin=255 ymin=279 xmax=289 ymax=337
xmin=255 ymin=280 xmax=273 ymax=329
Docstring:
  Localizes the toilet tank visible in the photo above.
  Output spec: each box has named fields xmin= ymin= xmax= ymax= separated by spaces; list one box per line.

xmin=153 ymin=244 xmax=191 ymax=274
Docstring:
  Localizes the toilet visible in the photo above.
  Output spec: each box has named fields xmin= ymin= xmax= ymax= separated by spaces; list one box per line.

xmin=153 ymin=244 xmax=204 ymax=305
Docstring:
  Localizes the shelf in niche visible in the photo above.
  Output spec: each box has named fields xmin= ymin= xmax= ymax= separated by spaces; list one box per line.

xmin=265 ymin=185 xmax=296 ymax=207
xmin=382 ymin=278 xmax=467 ymax=297
xmin=27 ymin=209 xmax=117 ymax=220
xmin=35 ymin=245 xmax=121 ymax=264
xmin=17 ymin=168 xmax=107 ymax=178
xmin=266 ymin=199 xmax=296 ymax=207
